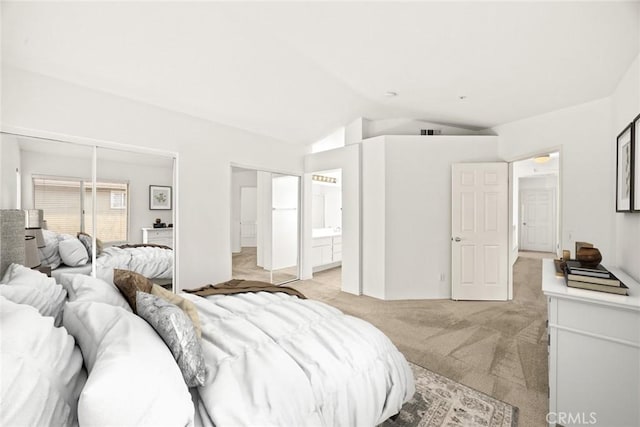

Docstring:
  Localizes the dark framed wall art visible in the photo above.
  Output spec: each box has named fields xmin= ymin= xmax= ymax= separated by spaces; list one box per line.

xmin=616 ymin=123 xmax=633 ymax=212
xmin=634 ymin=114 xmax=640 ymax=212
xmin=149 ymin=185 xmax=172 ymax=210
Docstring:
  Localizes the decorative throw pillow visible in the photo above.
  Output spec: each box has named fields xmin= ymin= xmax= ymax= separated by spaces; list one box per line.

xmin=76 ymin=232 xmax=103 ymax=258
xmin=113 ymin=269 xmax=153 ymax=313
xmin=136 ymin=292 xmax=206 ymax=387
xmin=58 ymin=238 xmax=89 ymax=267
xmin=151 ymin=284 xmax=202 ymax=338
xmin=38 ymin=230 xmax=62 ymax=269
xmin=76 ymin=232 xmax=92 ymax=259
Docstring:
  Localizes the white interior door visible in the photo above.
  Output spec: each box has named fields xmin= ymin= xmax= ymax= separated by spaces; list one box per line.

xmin=451 ymin=163 xmax=508 ymax=300
xmin=520 ymin=189 xmax=555 ymax=252
xmin=240 ymin=186 xmax=257 ymax=247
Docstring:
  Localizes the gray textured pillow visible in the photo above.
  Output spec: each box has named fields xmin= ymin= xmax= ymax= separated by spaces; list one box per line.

xmin=135 ymin=292 xmax=206 ymax=387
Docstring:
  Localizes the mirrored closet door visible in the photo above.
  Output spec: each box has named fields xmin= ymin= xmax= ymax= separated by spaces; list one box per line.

xmin=0 ymin=132 xmax=177 ymax=290
xmin=231 ymin=166 xmax=300 ymax=284
xmin=96 ymin=147 xmax=176 ymax=290
xmin=1 ymin=133 xmax=95 ymax=277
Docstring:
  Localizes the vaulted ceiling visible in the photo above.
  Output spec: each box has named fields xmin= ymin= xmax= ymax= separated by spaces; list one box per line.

xmin=2 ymin=1 xmax=639 ymax=145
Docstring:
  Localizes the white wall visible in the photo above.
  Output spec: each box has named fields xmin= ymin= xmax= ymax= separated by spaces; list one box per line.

xmin=1 ymin=67 xmax=306 ymax=290
xmin=365 ymin=118 xmax=494 ymax=138
xmin=311 ymin=126 xmax=345 ymax=153
xmin=494 ymin=98 xmax=615 ymax=267
xmin=612 ymin=53 xmax=640 ymax=282
xmin=230 ymin=169 xmax=257 ymax=253
xmin=303 ymin=144 xmax=360 ymax=294
xmin=361 ymin=136 xmax=386 ymax=299
xmin=362 ymin=135 xmax=500 ymax=300
xmin=0 ymin=133 xmax=21 ymax=209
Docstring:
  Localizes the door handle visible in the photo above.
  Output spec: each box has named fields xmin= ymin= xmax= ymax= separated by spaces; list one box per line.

xmin=522 ymin=222 xmax=527 ymax=225
xmin=452 ymin=237 xmax=462 ymax=242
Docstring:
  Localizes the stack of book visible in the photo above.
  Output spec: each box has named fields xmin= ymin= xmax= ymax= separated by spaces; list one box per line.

xmin=564 ymin=260 xmax=628 ymax=295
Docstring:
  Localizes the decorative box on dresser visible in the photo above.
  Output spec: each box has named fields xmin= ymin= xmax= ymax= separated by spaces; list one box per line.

xmin=141 ymin=227 xmax=173 ymax=248
xmin=542 ymin=259 xmax=640 ymax=427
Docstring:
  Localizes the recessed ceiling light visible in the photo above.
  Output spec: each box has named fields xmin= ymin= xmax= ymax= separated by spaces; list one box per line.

xmin=384 ymin=91 xmax=398 ymax=97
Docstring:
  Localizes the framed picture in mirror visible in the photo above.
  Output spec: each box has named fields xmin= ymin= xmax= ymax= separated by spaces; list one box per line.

xmin=149 ymin=185 xmax=172 ymax=210
xmin=634 ymin=114 xmax=640 ymax=212
xmin=616 ymin=123 xmax=633 ymax=212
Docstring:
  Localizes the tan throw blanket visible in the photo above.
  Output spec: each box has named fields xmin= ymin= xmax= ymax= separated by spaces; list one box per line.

xmin=117 ymin=243 xmax=172 ymax=250
xmin=183 ymin=279 xmax=306 ymax=299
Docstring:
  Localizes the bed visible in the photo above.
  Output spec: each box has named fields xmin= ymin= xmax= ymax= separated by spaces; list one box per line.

xmin=39 ymin=230 xmax=173 ymax=285
xmin=0 ymin=263 xmax=415 ymax=426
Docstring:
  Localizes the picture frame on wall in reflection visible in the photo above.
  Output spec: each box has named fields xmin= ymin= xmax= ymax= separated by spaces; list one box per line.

xmin=149 ymin=185 xmax=172 ymax=210
xmin=634 ymin=114 xmax=640 ymax=212
xmin=616 ymin=123 xmax=633 ymax=212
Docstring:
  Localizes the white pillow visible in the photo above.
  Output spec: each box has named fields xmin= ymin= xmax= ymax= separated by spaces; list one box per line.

xmin=63 ymin=301 xmax=195 ymax=426
xmin=58 ymin=273 xmax=77 ymax=300
xmin=58 ymin=238 xmax=89 ymax=267
xmin=0 ymin=263 xmax=67 ymax=325
xmin=38 ymin=229 xmax=62 ymax=269
xmin=67 ymin=274 xmax=132 ymax=312
xmin=1 ymin=296 xmax=86 ymax=427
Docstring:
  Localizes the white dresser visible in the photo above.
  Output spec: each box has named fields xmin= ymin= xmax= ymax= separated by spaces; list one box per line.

xmin=542 ymin=259 xmax=640 ymax=427
xmin=141 ymin=227 xmax=173 ymax=248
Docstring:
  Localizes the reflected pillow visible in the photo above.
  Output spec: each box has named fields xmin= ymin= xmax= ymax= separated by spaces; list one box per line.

xmin=136 ymin=292 xmax=206 ymax=387
xmin=113 ymin=269 xmax=153 ymax=313
xmin=58 ymin=238 xmax=89 ymax=267
xmin=77 ymin=232 xmax=103 ymax=258
xmin=38 ymin=230 xmax=62 ymax=269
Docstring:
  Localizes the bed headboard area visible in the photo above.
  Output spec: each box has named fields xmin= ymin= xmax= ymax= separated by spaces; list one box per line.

xmin=0 ymin=210 xmax=25 ymax=277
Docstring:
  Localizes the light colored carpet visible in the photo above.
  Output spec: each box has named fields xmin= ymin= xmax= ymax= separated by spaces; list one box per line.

xmin=232 ymin=247 xmax=298 ymax=284
xmin=383 ymin=362 xmax=518 ymax=427
xmin=288 ymin=257 xmax=548 ymax=427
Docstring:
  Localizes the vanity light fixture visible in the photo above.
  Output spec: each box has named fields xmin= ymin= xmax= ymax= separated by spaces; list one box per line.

xmin=534 ymin=155 xmax=551 ymax=164
xmin=312 ymin=175 xmax=337 ymax=184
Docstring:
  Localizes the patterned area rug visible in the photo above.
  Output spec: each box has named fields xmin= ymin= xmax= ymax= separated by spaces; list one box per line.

xmin=384 ymin=363 xmax=518 ymax=427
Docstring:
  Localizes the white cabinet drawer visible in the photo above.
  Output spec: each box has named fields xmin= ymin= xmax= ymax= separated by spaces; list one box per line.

xmin=332 ymin=236 xmax=342 ymax=245
xmin=312 ymin=237 xmax=332 ymax=247
xmin=142 ymin=228 xmax=173 ymax=248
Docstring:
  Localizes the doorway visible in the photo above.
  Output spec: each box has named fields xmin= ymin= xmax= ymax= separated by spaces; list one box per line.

xmin=231 ymin=166 xmax=300 ymax=284
xmin=310 ymin=169 xmax=342 ymax=274
xmin=512 ymin=152 xmax=560 ymax=255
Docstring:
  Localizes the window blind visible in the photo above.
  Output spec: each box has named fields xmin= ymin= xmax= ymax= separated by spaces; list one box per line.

xmin=33 ymin=177 xmax=128 ymax=242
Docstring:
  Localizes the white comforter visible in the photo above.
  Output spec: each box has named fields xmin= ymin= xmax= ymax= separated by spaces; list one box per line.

xmin=96 ymin=246 xmax=173 ymax=279
xmin=181 ymin=291 xmax=415 ymax=427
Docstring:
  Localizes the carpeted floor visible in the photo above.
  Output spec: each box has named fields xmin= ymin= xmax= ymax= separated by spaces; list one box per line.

xmin=285 ymin=252 xmax=553 ymax=427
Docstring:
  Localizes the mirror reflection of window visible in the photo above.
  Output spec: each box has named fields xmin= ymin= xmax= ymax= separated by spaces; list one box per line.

xmin=33 ymin=176 xmax=129 ymax=243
